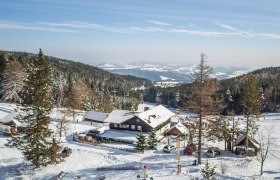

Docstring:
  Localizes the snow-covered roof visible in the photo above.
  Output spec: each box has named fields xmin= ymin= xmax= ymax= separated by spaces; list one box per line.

xmin=167 ymin=122 xmax=188 ymax=134
xmin=170 ymin=116 xmax=179 ymax=123
xmin=137 ymin=103 xmax=156 ymax=113
xmin=100 ymin=129 xmax=138 ymax=143
xmin=104 ymin=110 xmax=135 ymax=124
xmin=83 ymin=111 xmax=108 ymax=122
xmin=137 ymin=105 xmax=174 ymax=128
xmin=235 ymin=135 xmax=260 ymax=149
xmin=0 ymin=112 xmax=20 ymax=126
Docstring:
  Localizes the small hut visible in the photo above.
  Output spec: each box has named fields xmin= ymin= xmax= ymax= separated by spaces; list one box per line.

xmin=0 ymin=113 xmax=20 ymax=135
xmin=234 ymin=135 xmax=260 ymax=156
xmin=165 ymin=122 xmax=188 ymax=137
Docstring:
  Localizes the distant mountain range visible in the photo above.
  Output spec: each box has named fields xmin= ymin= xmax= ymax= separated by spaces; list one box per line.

xmin=97 ymin=62 xmax=249 ymax=82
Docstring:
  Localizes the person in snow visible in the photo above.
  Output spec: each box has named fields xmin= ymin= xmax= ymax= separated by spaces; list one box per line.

xmin=143 ymin=164 xmax=148 ymax=177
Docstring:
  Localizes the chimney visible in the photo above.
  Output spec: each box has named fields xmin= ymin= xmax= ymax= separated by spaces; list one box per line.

xmin=148 ymin=115 xmax=151 ymax=123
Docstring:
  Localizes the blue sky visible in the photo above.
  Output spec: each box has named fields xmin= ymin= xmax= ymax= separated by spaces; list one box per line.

xmin=0 ymin=0 xmax=279 ymax=68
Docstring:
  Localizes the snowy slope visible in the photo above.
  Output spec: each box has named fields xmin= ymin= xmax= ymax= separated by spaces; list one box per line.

xmin=1 ymin=102 xmax=280 ymax=179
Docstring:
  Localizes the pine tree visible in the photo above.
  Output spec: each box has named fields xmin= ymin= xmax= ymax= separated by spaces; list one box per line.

xmin=0 ymin=53 xmax=7 ymax=97
xmin=187 ymin=53 xmax=219 ymax=164
xmin=148 ymin=129 xmax=158 ymax=149
xmin=12 ymin=49 xmax=53 ymax=168
xmin=136 ymin=133 xmax=147 ymax=153
xmin=0 ymin=53 xmax=6 ymax=78
xmin=241 ymin=75 xmax=261 ymax=151
xmin=201 ymin=160 xmax=216 ymax=180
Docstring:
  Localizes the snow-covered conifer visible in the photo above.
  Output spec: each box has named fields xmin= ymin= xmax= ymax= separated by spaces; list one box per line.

xmin=136 ymin=133 xmax=147 ymax=153
xmin=148 ymin=129 xmax=158 ymax=149
xmin=12 ymin=49 xmax=53 ymax=168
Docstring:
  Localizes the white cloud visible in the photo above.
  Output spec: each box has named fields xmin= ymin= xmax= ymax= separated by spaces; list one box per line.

xmin=216 ymin=23 xmax=236 ymax=31
xmin=127 ymin=26 xmax=163 ymax=32
xmin=1 ymin=20 xmax=280 ymax=40
xmin=38 ymin=22 xmax=104 ymax=29
xmin=0 ymin=22 xmax=79 ymax=33
xmin=147 ymin=20 xmax=172 ymax=26
xmin=258 ymin=33 xmax=280 ymax=40
xmin=215 ymin=22 xmax=280 ymax=40
xmin=169 ymin=28 xmax=240 ymax=37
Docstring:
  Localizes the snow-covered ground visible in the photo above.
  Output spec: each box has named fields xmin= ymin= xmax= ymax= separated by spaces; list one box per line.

xmin=1 ymin=102 xmax=280 ymax=179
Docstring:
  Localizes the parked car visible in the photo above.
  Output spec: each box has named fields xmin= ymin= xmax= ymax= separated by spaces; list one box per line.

xmin=62 ymin=147 xmax=72 ymax=155
xmin=86 ymin=130 xmax=102 ymax=140
xmin=206 ymin=147 xmax=221 ymax=157
xmin=184 ymin=142 xmax=196 ymax=155
xmin=97 ymin=175 xmax=106 ymax=180
xmin=163 ymin=144 xmax=176 ymax=153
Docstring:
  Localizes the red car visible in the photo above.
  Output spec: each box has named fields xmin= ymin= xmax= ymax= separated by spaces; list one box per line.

xmin=184 ymin=143 xmax=196 ymax=155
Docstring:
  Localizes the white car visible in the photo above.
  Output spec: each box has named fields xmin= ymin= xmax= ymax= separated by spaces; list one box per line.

xmin=163 ymin=144 xmax=176 ymax=153
xmin=206 ymin=147 xmax=221 ymax=157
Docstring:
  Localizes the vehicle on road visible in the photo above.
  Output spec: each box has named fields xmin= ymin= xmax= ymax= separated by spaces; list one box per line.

xmin=163 ymin=144 xmax=176 ymax=153
xmin=62 ymin=147 xmax=72 ymax=155
xmin=184 ymin=142 xmax=196 ymax=155
xmin=206 ymin=147 xmax=221 ymax=157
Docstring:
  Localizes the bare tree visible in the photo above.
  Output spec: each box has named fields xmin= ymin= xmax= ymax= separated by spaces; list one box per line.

xmin=66 ymin=80 xmax=91 ymax=121
xmin=56 ymin=109 xmax=70 ymax=142
xmin=256 ymin=129 xmax=278 ymax=175
xmin=187 ymin=53 xmax=219 ymax=164
xmin=207 ymin=116 xmax=232 ymax=150
xmin=2 ymin=59 xmax=26 ymax=102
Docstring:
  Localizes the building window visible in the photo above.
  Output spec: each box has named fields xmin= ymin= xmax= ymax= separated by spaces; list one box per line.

xmin=131 ymin=125 xmax=135 ymax=130
xmin=119 ymin=124 xmax=129 ymax=129
xmin=137 ymin=126 xmax=142 ymax=131
xmin=144 ymin=107 xmax=149 ymax=111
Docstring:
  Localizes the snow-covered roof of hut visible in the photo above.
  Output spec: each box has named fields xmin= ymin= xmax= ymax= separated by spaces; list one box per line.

xmin=166 ymin=122 xmax=188 ymax=134
xmin=170 ymin=116 xmax=180 ymax=123
xmin=235 ymin=135 xmax=260 ymax=149
xmin=0 ymin=112 xmax=20 ymax=126
xmin=137 ymin=105 xmax=174 ymax=128
xmin=104 ymin=110 xmax=135 ymax=124
xmin=83 ymin=111 xmax=108 ymax=122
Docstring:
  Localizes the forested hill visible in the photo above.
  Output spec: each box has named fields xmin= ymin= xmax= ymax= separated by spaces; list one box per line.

xmin=142 ymin=66 xmax=280 ymax=113
xmin=0 ymin=50 xmax=152 ymax=91
xmin=221 ymin=66 xmax=280 ymax=87
xmin=220 ymin=66 xmax=280 ymax=113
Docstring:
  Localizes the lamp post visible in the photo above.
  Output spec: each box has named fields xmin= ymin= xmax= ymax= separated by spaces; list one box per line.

xmin=175 ymin=91 xmax=182 ymax=174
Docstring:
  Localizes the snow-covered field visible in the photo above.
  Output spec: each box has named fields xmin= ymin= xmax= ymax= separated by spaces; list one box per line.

xmin=1 ymin=102 xmax=280 ymax=179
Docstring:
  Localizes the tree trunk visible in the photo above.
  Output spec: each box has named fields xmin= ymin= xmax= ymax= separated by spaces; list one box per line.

xmin=246 ymin=116 xmax=249 ymax=155
xmin=198 ymin=114 xmax=202 ymax=164
xmin=59 ymin=123 xmax=62 ymax=142
xmin=261 ymin=160 xmax=264 ymax=175
xmin=232 ymin=116 xmax=235 ymax=152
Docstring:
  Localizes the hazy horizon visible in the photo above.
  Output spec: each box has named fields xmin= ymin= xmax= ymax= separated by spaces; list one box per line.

xmin=0 ymin=0 xmax=279 ymax=69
